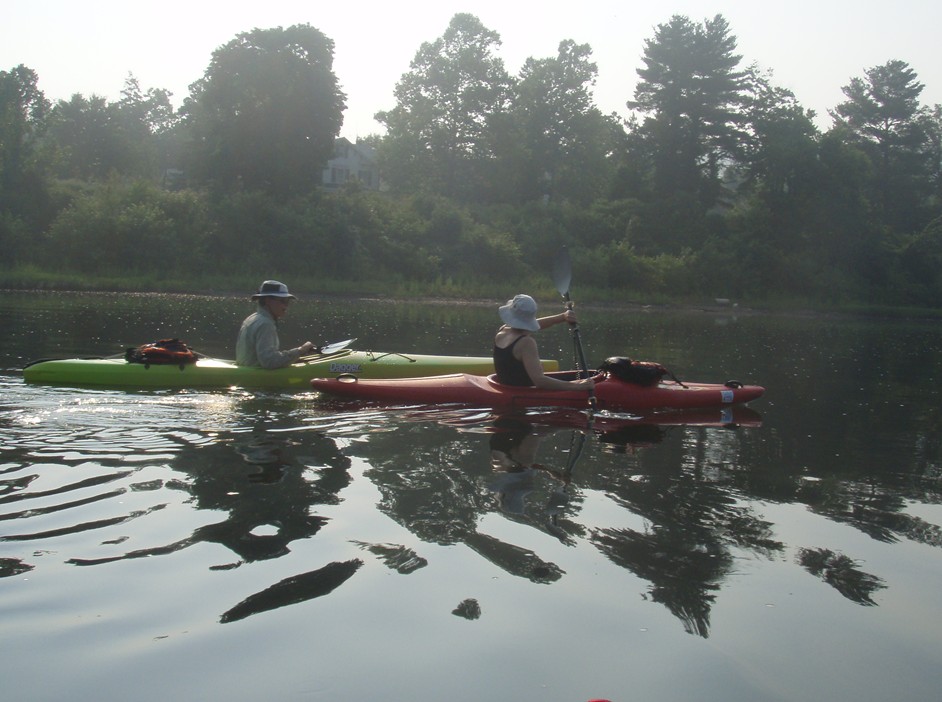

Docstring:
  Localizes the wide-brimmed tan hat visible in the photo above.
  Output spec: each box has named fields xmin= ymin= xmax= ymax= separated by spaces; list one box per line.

xmin=499 ymin=294 xmax=540 ymax=332
xmin=251 ymin=280 xmax=296 ymax=300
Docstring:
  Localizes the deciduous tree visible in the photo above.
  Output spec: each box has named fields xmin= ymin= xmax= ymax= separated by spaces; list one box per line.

xmin=184 ymin=24 xmax=345 ymax=196
xmin=737 ymin=65 xmax=821 ymax=250
xmin=116 ymin=74 xmax=179 ymax=177
xmin=501 ymin=40 xmax=622 ymax=205
xmin=375 ymin=13 xmax=512 ymax=200
xmin=0 ymin=64 xmax=51 ymax=257
xmin=0 ymin=65 xmax=49 ymax=207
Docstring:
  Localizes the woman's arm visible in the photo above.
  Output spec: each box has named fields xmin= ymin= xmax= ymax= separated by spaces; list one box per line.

xmin=517 ymin=335 xmax=594 ymax=392
xmin=536 ymin=309 xmax=576 ymax=330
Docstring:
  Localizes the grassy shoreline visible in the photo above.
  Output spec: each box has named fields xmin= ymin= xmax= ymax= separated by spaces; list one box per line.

xmin=3 ymin=268 xmax=941 ymax=322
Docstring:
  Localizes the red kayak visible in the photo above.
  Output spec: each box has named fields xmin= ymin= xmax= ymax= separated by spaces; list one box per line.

xmin=311 ymin=371 xmax=764 ymax=412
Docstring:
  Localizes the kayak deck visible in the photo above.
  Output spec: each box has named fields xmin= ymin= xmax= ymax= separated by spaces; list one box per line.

xmin=311 ymin=371 xmax=765 ymax=412
xmin=23 ymin=349 xmax=559 ymax=390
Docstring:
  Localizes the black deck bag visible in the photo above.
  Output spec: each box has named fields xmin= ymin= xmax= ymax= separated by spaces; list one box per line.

xmin=125 ymin=338 xmax=199 ymax=368
xmin=598 ymin=356 xmax=671 ymax=386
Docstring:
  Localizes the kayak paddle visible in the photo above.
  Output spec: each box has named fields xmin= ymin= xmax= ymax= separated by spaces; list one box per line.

xmin=300 ymin=338 xmax=356 ymax=361
xmin=552 ymin=246 xmax=596 ymax=410
xmin=320 ymin=338 xmax=356 ymax=355
xmin=552 ymin=246 xmax=591 ymax=378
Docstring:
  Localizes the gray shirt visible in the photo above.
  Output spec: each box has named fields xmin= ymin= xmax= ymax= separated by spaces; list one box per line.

xmin=235 ymin=307 xmax=304 ymax=369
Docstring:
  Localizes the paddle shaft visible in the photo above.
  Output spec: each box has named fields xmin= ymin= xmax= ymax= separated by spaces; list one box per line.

xmin=562 ymin=293 xmax=590 ymax=378
xmin=560 ymin=294 xmax=596 ymax=409
xmin=553 ymin=245 xmax=596 ymax=409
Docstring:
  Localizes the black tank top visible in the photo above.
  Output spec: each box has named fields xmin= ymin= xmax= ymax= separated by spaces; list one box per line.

xmin=493 ymin=336 xmax=534 ymax=386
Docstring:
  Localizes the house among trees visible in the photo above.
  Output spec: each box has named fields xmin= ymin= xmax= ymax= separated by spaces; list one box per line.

xmin=322 ymin=137 xmax=381 ymax=190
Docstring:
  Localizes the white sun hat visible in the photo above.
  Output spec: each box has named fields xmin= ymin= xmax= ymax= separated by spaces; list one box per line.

xmin=498 ymin=294 xmax=540 ymax=332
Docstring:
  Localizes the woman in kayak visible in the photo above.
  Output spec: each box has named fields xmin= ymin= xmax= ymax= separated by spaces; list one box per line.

xmin=236 ymin=280 xmax=317 ymax=369
xmin=493 ymin=294 xmax=597 ymax=391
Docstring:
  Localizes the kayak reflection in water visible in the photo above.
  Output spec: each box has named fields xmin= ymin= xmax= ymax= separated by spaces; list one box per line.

xmin=236 ymin=280 xmax=317 ymax=368
xmin=493 ymin=294 xmax=599 ymax=391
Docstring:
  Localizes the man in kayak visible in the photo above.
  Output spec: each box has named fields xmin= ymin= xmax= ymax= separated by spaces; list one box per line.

xmin=493 ymin=294 xmax=597 ymax=391
xmin=236 ymin=280 xmax=317 ymax=369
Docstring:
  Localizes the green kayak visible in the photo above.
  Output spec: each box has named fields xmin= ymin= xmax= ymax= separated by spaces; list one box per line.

xmin=23 ymin=348 xmax=560 ymax=390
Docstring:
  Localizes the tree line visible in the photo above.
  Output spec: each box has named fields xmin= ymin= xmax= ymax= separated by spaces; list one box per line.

xmin=1 ymin=14 xmax=940 ymax=308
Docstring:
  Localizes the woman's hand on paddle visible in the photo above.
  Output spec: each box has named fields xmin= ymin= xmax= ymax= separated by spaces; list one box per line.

xmin=574 ymin=373 xmax=604 ymax=392
xmin=576 ymin=376 xmax=596 ymax=391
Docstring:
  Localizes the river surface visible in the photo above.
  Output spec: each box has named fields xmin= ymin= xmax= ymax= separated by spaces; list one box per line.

xmin=2 ymin=290 xmax=941 ymax=701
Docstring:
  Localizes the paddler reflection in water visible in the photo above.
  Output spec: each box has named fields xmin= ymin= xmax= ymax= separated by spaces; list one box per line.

xmin=236 ymin=280 xmax=317 ymax=369
xmin=489 ymin=420 xmax=543 ymax=515
xmin=489 ymin=417 xmax=571 ymax=517
xmin=493 ymin=294 xmax=598 ymax=390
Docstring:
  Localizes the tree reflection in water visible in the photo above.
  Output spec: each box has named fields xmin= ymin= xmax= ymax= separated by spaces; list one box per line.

xmin=69 ymin=429 xmax=352 ymax=566
xmin=220 ymin=558 xmax=362 ymax=623
xmin=590 ymin=432 xmax=784 ymax=638
xmin=345 ymin=401 xmax=942 ymax=637
xmin=356 ymin=406 xmax=781 ymax=637
xmin=54 ymin=423 xmax=366 ymax=622
xmin=361 ymin=414 xmax=580 ymax=584
xmin=797 ymin=547 xmax=886 ymax=606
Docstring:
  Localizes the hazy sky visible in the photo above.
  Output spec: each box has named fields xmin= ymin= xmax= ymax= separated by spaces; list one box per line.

xmin=4 ymin=1 xmax=940 ymax=139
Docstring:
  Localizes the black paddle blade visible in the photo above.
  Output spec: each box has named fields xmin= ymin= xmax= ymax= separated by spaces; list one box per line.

xmin=552 ymin=246 xmax=573 ymax=298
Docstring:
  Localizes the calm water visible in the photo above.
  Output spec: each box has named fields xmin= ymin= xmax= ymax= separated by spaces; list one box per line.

xmin=2 ymin=290 xmax=941 ymax=702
